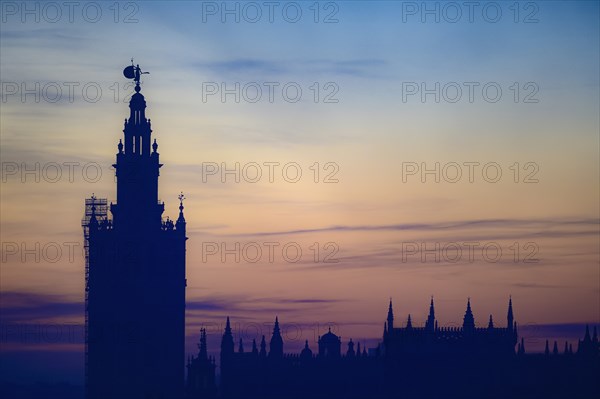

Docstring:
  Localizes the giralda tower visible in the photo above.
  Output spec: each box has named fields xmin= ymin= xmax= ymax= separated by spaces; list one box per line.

xmin=84 ymin=63 xmax=187 ymax=399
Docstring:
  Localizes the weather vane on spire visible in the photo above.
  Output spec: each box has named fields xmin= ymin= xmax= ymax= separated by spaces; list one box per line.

xmin=123 ymin=58 xmax=150 ymax=86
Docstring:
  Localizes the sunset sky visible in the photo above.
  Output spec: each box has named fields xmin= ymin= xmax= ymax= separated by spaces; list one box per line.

xmin=1 ymin=1 xmax=599 ymax=385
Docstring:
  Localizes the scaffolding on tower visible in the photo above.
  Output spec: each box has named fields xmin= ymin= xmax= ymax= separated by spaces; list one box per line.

xmin=81 ymin=195 xmax=108 ymax=390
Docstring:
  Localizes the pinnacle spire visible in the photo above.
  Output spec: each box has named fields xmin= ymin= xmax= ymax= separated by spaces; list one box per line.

xmin=259 ymin=335 xmax=267 ymax=357
xmin=387 ymin=298 xmax=394 ymax=330
xmin=198 ymin=328 xmax=208 ymax=360
xmin=426 ymin=296 xmax=435 ymax=331
xmin=273 ymin=316 xmax=280 ymax=334
xmin=463 ymin=298 xmax=475 ymax=330
xmin=269 ymin=316 xmax=284 ymax=358
xmin=507 ymin=296 xmax=514 ymax=330
xmin=583 ymin=325 xmax=591 ymax=342
xmin=221 ymin=317 xmax=234 ymax=355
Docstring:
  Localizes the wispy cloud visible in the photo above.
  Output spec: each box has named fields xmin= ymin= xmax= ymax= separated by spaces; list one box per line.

xmin=218 ymin=217 xmax=599 ymax=237
xmin=192 ymin=57 xmax=387 ymax=79
xmin=193 ymin=59 xmax=286 ymax=76
xmin=186 ymin=295 xmax=344 ymax=316
xmin=304 ymin=59 xmax=388 ymax=78
xmin=512 ymin=283 xmax=566 ymax=289
xmin=0 ymin=28 xmax=87 ymax=47
xmin=0 ymin=292 xmax=83 ymax=323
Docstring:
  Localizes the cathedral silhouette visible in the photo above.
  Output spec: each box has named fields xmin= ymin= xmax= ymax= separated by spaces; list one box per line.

xmin=187 ymin=299 xmax=599 ymax=399
xmin=84 ymin=64 xmax=599 ymax=399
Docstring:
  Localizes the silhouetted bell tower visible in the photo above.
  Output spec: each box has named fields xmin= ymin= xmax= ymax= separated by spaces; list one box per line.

xmin=85 ymin=62 xmax=187 ymax=399
xmin=111 ymin=70 xmax=164 ymax=231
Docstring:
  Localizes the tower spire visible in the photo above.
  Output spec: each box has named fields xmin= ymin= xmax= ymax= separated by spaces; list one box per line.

xmin=387 ymin=298 xmax=394 ymax=330
xmin=198 ymin=328 xmax=208 ymax=360
xmin=463 ymin=298 xmax=475 ymax=330
xmin=111 ymin=60 xmax=166 ymax=231
xmin=426 ymin=296 xmax=435 ymax=331
xmin=507 ymin=296 xmax=514 ymax=330
xmin=583 ymin=324 xmax=591 ymax=342
xmin=221 ymin=317 xmax=234 ymax=356
xmin=518 ymin=338 xmax=525 ymax=355
xmin=269 ymin=316 xmax=283 ymax=358
xmin=259 ymin=335 xmax=267 ymax=358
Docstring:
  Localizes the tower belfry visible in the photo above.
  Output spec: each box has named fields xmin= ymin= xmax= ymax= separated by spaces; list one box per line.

xmin=84 ymin=62 xmax=187 ymax=399
xmin=110 ymin=61 xmax=164 ymax=232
